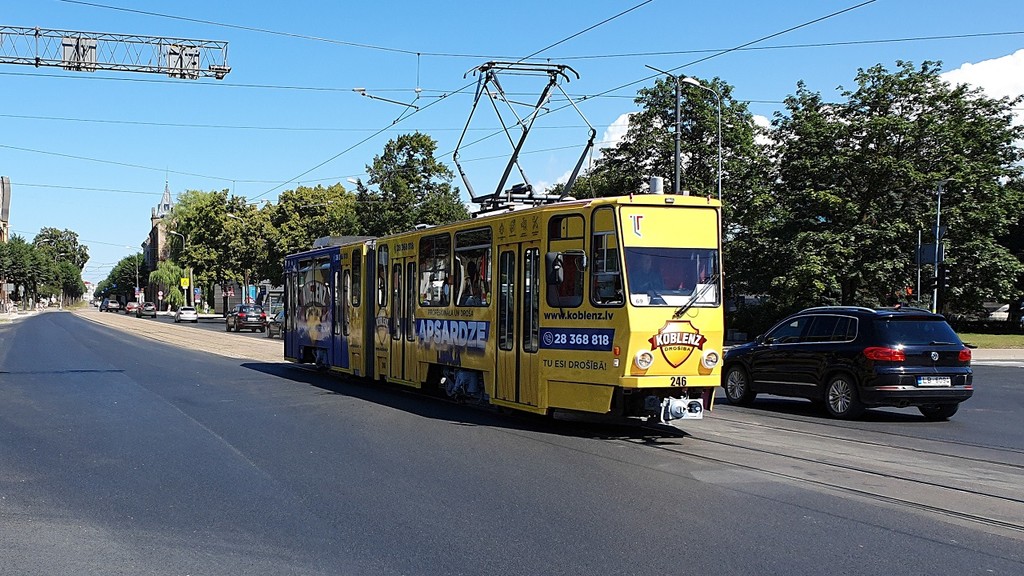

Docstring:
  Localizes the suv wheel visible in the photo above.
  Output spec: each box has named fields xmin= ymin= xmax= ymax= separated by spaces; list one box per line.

xmin=724 ymin=365 xmax=757 ymax=405
xmin=919 ymin=403 xmax=959 ymax=421
xmin=824 ymin=374 xmax=864 ymax=419
xmin=226 ymin=321 xmax=232 ymax=332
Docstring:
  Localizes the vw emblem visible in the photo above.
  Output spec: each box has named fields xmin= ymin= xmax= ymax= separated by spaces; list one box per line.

xmin=930 ymin=351 xmax=939 ymax=362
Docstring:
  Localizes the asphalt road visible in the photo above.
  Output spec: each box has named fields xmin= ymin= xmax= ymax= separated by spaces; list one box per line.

xmin=1 ymin=309 xmax=1021 ymax=575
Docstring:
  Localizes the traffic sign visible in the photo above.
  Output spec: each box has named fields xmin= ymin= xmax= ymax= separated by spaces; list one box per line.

xmin=180 ymin=277 xmax=190 ymax=289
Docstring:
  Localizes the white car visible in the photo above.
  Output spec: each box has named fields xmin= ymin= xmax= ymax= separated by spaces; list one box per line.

xmin=174 ymin=306 xmax=199 ymax=323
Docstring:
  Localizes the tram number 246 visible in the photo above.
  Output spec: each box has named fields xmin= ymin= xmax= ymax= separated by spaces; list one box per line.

xmin=670 ymin=376 xmax=688 ymax=387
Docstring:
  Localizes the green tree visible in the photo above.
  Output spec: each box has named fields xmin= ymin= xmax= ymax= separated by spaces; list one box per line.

xmin=566 ymin=76 xmax=770 ymax=202
xmin=741 ymin=61 xmax=1024 ymax=315
xmin=148 ymin=260 xmax=185 ymax=310
xmin=222 ymin=197 xmax=271 ymax=300
xmin=0 ymin=235 xmax=47 ymax=307
xmin=355 ymin=132 xmax=468 ymax=236
xmin=267 ymin=183 xmax=360 ymax=284
xmin=33 ymin=227 xmax=89 ymax=270
xmin=169 ymin=189 xmax=231 ymax=305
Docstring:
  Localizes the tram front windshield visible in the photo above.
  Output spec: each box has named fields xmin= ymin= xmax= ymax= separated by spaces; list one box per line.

xmin=624 ymin=247 xmax=719 ymax=307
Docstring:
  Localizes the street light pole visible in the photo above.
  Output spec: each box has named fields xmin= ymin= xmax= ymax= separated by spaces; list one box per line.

xmin=168 ymin=231 xmax=192 ymax=307
xmin=931 ymin=180 xmax=948 ymax=314
xmin=225 ymin=213 xmax=250 ymax=306
xmin=681 ymin=77 xmax=722 ymax=201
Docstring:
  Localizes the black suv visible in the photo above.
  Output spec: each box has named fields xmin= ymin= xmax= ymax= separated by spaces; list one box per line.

xmin=722 ymin=306 xmax=973 ymax=420
xmin=226 ymin=304 xmax=267 ymax=332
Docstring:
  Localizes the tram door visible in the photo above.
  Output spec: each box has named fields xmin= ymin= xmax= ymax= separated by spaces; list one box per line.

xmin=388 ymin=256 xmax=418 ymax=384
xmin=495 ymin=241 xmax=541 ymax=407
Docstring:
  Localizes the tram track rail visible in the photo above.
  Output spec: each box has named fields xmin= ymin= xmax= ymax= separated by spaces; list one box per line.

xmin=631 ymin=413 xmax=1024 ymax=539
xmin=646 ymin=434 xmax=1024 ymax=536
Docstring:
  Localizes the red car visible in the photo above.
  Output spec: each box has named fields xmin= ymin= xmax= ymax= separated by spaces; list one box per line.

xmin=124 ymin=302 xmax=140 ymax=315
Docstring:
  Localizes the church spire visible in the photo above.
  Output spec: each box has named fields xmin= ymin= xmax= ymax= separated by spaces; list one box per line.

xmin=154 ymin=181 xmax=173 ymax=218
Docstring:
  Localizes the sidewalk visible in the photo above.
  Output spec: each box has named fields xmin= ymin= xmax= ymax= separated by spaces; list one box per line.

xmin=969 ymin=348 xmax=1024 ymax=361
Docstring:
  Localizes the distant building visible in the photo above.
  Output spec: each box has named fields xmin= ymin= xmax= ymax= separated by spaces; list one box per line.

xmin=141 ymin=182 xmax=175 ymax=303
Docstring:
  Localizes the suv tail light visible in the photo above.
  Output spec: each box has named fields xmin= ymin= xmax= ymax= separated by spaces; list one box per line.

xmin=958 ymin=347 xmax=972 ymax=362
xmin=863 ymin=346 xmax=905 ymax=362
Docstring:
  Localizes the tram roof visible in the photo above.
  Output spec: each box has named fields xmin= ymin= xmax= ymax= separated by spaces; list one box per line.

xmin=288 ymin=193 xmax=720 ymax=257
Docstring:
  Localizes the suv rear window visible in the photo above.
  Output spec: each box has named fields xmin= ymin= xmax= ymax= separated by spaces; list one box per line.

xmin=873 ymin=317 xmax=961 ymax=346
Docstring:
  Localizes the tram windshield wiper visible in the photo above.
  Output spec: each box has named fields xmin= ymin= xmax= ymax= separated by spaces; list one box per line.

xmin=672 ymin=271 xmax=720 ymax=319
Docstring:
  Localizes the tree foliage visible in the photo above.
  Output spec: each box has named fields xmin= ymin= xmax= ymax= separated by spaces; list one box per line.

xmin=148 ymin=260 xmax=185 ymax=309
xmin=728 ymin=61 xmax=1024 ymax=316
xmin=266 ymin=184 xmax=360 ymax=283
xmin=356 ymin=131 xmax=468 ymax=236
xmin=0 ymin=235 xmax=48 ymax=305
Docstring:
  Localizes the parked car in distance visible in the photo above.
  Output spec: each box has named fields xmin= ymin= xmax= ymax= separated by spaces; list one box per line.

xmin=226 ymin=304 xmax=266 ymax=332
xmin=174 ymin=306 xmax=198 ymax=323
xmin=722 ymin=306 xmax=973 ymax=421
xmin=265 ymin=310 xmax=285 ymax=338
xmin=101 ymin=298 xmax=120 ymax=313
xmin=137 ymin=302 xmax=158 ymax=318
xmin=124 ymin=302 xmax=140 ymax=315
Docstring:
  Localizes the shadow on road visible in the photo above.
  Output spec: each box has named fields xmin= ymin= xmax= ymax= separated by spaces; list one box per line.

xmin=241 ymin=361 xmax=690 ymax=441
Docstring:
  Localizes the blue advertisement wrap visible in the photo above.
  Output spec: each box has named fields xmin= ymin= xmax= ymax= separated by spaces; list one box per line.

xmin=540 ymin=328 xmax=615 ymax=351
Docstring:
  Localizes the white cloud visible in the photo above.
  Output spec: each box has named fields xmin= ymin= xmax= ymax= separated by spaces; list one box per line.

xmin=599 ymin=113 xmax=632 ymax=152
xmin=942 ymin=49 xmax=1024 ymax=124
xmin=752 ymin=114 xmax=772 ymax=146
xmin=542 ymin=112 xmax=633 ymax=191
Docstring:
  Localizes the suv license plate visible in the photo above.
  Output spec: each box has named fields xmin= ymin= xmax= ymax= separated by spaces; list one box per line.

xmin=918 ymin=376 xmax=951 ymax=387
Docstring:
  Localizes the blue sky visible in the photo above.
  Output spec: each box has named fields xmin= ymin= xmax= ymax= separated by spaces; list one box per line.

xmin=2 ymin=0 xmax=1023 ymax=285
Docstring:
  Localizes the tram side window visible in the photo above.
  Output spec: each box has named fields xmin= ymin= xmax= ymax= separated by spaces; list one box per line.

xmin=351 ymin=249 xmax=361 ymax=307
xmin=455 ymin=227 xmax=492 ymax=307
xmin=523 ymin=248 xmax=540 ymax=352
xmin=377 ymin=245 xmax=389 ymax=309
xmin=591 ymin=207 xmax=623 ymax=306
xmin=418 ymin=234 xmax=451 ymax=307
xmin=333 ymin=268 xmax=342 ymax=336
xmin=547 ymin=214 xmax=585 ymax=308
xmin=498 ymin=251 xmax=515 ymax=351
xmin=406 ymin=261 xmax=416 ymax=342
xmin=342 ymin=269 xmax=351 ymax=336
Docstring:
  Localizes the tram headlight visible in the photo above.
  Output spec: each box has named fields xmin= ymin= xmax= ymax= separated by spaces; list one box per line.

xmin=634 ymin=350 xmax=655 ymax=370
xmin=701 ymin=349 xmax=720 ymax=369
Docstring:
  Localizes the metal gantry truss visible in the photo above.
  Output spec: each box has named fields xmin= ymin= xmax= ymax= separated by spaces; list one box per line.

xmin=0 ymin=25 xmax=230 ymax=79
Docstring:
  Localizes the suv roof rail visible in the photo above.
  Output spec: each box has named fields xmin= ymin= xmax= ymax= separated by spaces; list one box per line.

xmin=798 ymin=305 xmax=875 ymax=314
xmin=877 ymin=305 xmax=934 ymax=313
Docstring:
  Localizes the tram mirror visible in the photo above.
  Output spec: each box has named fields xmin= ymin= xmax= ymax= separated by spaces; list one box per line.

xmin=545 ymin=252 xmax=563 ymax=285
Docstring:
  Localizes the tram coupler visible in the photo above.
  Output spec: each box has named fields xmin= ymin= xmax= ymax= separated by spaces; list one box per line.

xmin=645 ymin=395 xmax=704 ymax=422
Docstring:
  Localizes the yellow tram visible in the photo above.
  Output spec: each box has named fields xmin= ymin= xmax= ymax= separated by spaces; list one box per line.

xmin=283 ymin=192 xmax=723 ymax=423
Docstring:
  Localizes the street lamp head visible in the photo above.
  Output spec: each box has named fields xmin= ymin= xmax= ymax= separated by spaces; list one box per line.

xmin=681 ymin=77 xmax=704 ymax=88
